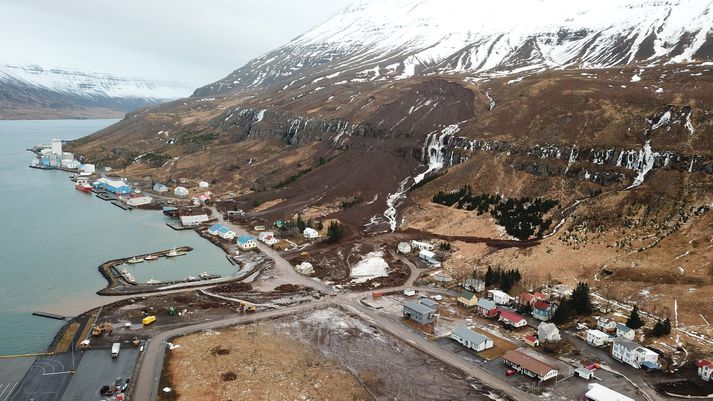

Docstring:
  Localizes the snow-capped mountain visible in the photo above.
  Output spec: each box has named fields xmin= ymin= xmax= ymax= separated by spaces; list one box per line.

xmin=195 ymin=0 xmax=713 ymax=96
xmin=0 ymin=64 xmax=193 ymax=119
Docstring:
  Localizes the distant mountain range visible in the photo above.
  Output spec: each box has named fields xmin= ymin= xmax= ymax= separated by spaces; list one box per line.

xmin=0 ymin=64 xmax=193 ymax=119
xmin=195 ymin=0 xmax=713 ymax=97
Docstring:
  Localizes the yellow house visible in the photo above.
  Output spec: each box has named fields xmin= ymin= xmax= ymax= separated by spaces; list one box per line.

xmin=457 ymin=290 xmax=478 ymax=308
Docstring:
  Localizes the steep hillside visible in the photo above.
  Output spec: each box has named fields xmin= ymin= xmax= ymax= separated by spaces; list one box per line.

xmin=68 ymin=0 xmax=713 ymax=333
xmin=0 ymin=64 xmax=192 ymax=119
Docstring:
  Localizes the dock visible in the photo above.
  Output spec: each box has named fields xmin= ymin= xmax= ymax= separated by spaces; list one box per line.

xmin=111 ymin=200 xmax=133 ymax=210
xmin=32 ymin=311 xmax=66 ymax=320
xmin=95 ymin=192 xmax=116 ymax=201
xmin=166 ymin=221 xmax=193 ymax=231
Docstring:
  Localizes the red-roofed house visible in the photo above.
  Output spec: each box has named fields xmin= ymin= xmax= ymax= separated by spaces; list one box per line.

xmin=499 ymin=310 xmax=528 ymax=328
xmin=696 ymin=359 xmax=713 ymax=381
xmin=532 ymin=301 xmax=555 ymax=321
xmin=524 ymin=335 xmax=540 ymax=347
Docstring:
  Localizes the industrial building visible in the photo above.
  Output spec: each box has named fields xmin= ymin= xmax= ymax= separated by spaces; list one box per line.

xmin=93 ymin=178 xmax=131 ymax=194
xmin=584 ymin=383 xmax=634 ymax=401
xmin=179 ymin=214 xmax=209 ymax=227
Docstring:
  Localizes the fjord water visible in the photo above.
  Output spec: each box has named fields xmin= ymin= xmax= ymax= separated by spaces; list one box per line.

xmin=0 ymin=119 xmax=233 ymax=355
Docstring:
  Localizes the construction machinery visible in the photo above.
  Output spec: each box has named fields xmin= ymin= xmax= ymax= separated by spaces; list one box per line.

xmin=92 ymin=322 xmax=113 ymax=336
xmin=168 ymin=306 xmax=177 ymax=316
xmin=237 ymin=302 xmax=256 ymax=313
xmin=142 ymin=315 xmax=157 ymax=325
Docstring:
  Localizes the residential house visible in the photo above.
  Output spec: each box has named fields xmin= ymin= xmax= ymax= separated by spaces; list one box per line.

xmin=476 ymin=299 xmax=498 ymax=318
xmin=450 ymin=326 xmax=493 ymax=352
xmin=597 ymin=317 xmax=618 ymax=333
xmin=179 ymin=214 xmax=209 ymax=227
xmin=403 ymin=299 xmax=437 ymax=325
xmin=532 ymin=301 xmax=555 ymax=321
xmin=397 ymin=242 xmax=412 ymax=254
xmin=537 ymin=322 xmax=561 ymax=342
xmin=696 ymin=359 xmax=713 ymax=381
xmin=488 ymin=289 xmax=512 ymax=305
xmin=584 ymin=383 xmax=634 ymax=401
xmin=611 ymin=338 xmax=660 ymax=370
xmin=303 ymin=227 xmax=320 ymax=239
xmin=237 ymin=235 xmax=257 ymax=251
xmin=499 ymin=310 xmax=528 ymax=328
xmin=217 ymin=226 xmax=236 ymax=240
xmin=411 ymin=240 xmax=434 ymax=251
xmin=153 ymin=183 xmax=168 ymax=193
xmin=616 ymin=324 xmax=635 ymax=340
xmin=463 ymin=278 xmax=485 ymax=293
xmin=419 ymin=298 xmax=439 ymax=311
xmin=519 ymin=292 xmax=537 ymax=306
xmin=403 ymin=288 xmax=416 ymax=297
xmin=524 ymin=335 xmax=540 ymax=347
xmin=576 ymin=367 xmax=595 ymax=380
xmin=457 ymin=290 xmax=478 ymax=308
xmin=198 ymin=181 xmax=209 ymax=189
xmin=258 ymin=231 xmax=279 ymax=245
xmin=419 ymin=249 xmax=440 ymax=267
xmin=502 ymin=349 xmax=559 ymax=382
xmin=586 ymin=329 xmax=613 ymax=347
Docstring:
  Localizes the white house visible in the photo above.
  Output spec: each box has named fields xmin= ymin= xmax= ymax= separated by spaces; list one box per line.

xmin=450 ymin=326 xmax=494 ymax=352
xmin=237 ymin=235 xmax=257 ymax=250
xmin=258 ymin=231 xmax=279 ymax=245
xmin=174 ymin=186 xmax=189 ymax=197
xmin=217 ymin=226 xmax=236 ymax=240
xmin=537 ymin=322 xmax=561 ymax=342
xmin=616 ymin=324 xmax=635 ymax=340
xmin=80 ymin=163 xmax=96 ymax=174
xmin=584 ymin=383 xmax=634 ymax=401
xmin=463 ymin=278 xmax=485 ymax=293
xmin=487 ymin=289 xmax=512 ymax=305
xmin=411 ymin=240 xmax=434 ymax=251
xmin=696 ymin=359 xmax=713 ymax=381
xmin=179 ymin=214 xmax=209 ymax=226
xmin=499 ymin=311 xmax=528 ymax=328
xmin=403 ymin=288 xmax=416 ymax=297
xmin=303 ymin=227 xmax=319 ymax=239
xmin=597 ymin=317 xmax=618 ymax=332
xmin=419 ymin=249 xmax=440 ymax=267
xmin=397 ymin=242 xmax=412 ymax=254
xmin=198 ymin=181 xmax=210 ymax=189
xmin=611 ymin=338 xmax=660 ymax=370
xmin=126 ymin=196 xmax=153 ymax=207
xmin=586 ymin=329 xmax=613 ymax=347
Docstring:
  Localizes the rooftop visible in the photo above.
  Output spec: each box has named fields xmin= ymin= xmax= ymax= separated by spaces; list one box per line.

xmin=476 ymin=298 xmax=496 ymax=309
xmin=585 ymin=383 xmax=634 ymax=401
xmin=458 ymin=290 xmax=476 ymax=300
xmin=616 ymin=323 xmax=633 ymax=333
xmin=404 ymin=301 xmax=435 ymax=315
xmin=237 ymin=235 xmax=255 ymax=243
xmin=503 ymin=350 xmax=557 ymax=377
xmin=451 ymin=326 xmax=490 ymax=345
xmin=499 ymin=310 xmax=525 ymax=322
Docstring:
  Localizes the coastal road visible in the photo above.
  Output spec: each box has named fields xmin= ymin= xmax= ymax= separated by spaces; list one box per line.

xmin=209 ymin=206 xmax=335 ymax=294
xmin=131 ymin=299 xmax=329 ymax=401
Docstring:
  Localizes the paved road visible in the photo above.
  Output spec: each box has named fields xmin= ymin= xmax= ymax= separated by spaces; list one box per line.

xmin=131 ymin=299 xmax=328 ymax=401
xmin=60 ymin=348 xmax=138 ymax=401
xmin=209 ymin=207 xmax=335 ymax=294
xmin=0 ymin=357 xmax=35 ymax=401
xmin=8 ymin=353 xmax=78 ymax=401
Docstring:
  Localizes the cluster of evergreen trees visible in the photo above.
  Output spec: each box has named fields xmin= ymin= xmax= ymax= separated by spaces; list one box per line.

xmin=625 ymin=305 xmax=671 ymax=337
xmin=552 ymin=282 xmax=593 ymax=324
xmin=431 ymin=186 xmax=558 ymax=240
xmin=327 ymin=222 xmax=343 ymax=243
xmin=483 ymin=266 xmax=522 ymax=292
xmin=277 ymin=214 xmax=323 ymax=237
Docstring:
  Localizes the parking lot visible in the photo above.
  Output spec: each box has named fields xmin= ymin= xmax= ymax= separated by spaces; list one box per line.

xmin=8 ymin=353 xmax=79 ymax=401
xmin=0 ymin=356 xmax=36 ymax=401
xmin=60 ymin=348 xmax=138 ymax=401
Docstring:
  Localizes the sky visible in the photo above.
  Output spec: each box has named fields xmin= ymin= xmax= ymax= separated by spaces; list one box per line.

xmin=1 ymin=0 xmax=353 ymax=87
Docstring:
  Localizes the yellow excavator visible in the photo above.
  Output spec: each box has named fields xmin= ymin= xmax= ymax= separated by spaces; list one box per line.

xmin=91 ymin=322 xmax=113 ymax=336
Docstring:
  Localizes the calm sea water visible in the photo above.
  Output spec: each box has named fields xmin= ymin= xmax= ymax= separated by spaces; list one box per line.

xmin=0 ymin=119 xmax=234 ymax=355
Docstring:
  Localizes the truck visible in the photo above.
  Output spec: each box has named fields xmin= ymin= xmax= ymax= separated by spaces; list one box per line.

xmin=111 ymin=343 xmax=121 ymax=358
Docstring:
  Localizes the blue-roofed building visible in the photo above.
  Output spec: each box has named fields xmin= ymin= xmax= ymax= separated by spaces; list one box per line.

xmin=217 ymin=226 xmax=236 ymax=240
xmin=237 ymin=235 xmax=257 ymax=250
xmin=208 ymin=223 xmax=224 ymax=236
xmin=93 ymin=177 xmax=131 ymax=194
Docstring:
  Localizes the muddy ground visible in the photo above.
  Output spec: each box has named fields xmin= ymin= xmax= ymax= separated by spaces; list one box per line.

xmin=159 ymin=307 xmax=511 ymax=401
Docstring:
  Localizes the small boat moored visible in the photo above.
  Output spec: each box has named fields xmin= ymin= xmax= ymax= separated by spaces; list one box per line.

xmin=127 ymin=256 xmax=144 ymax=264
xmin=166 ymin=248 xmax=187 ymax=257
xmin=145 ymin=254 xmax=159 ymax=261
xmin=146 ymin=278 xmax=161 ymax=285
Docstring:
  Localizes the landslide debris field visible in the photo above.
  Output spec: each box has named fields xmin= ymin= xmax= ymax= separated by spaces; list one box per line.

xmin=159 ymin=307 xmax=507 ymax=401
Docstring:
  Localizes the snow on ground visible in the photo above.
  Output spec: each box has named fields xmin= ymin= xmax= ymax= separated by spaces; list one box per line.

xmin=350 ymin=251 xmax=390 ymax=282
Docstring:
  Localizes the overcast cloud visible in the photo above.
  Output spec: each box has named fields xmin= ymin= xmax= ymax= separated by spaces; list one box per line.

xmin=1 ymin=0 xmax=353 ymax=87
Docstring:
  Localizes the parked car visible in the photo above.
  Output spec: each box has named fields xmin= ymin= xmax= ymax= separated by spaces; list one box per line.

xmin=506 ymin=369 xmax=516 ymax=376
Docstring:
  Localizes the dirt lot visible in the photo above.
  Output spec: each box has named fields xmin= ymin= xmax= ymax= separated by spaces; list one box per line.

xmin=159 ymin=307 xmax=511 ymax=401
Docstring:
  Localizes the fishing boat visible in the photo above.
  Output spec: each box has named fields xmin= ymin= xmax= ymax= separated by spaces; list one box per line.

xmin=145 ymin=254 xmax=159 ymax=261
xmin=184 ymin=276 xmax=199 ymax=282
xmin=127 ymin=256 xmax=144 ymax=264
xmin=166 ymin=248 xmax=187 ymax=257
xmin=199 ymin=272 xmax=221 ymax=280
xmin=75 ymin=178 xmax=92 ymax=193
xmin=146 ymin=278 xmax=161 ymax=284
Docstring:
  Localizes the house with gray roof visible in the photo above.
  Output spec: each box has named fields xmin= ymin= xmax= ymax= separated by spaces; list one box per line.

xmin=611 ymin=337 xmax=660 ymax=370
xmin=616 ymin=324 xmax=635 ymax=340
xmin=403 ymin=300 xmax=437 ymax=325
xmin=450 ymin=326 xmax=493 ymax=352
xmin=476 ymin=298 xmax=498 ymax=317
